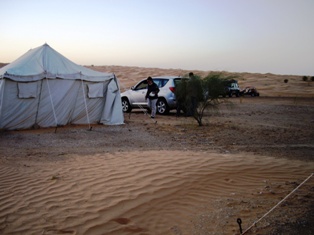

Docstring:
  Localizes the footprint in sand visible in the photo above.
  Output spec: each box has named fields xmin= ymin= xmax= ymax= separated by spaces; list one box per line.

xmin=111 ymin=218 xmax=145 ymax=232
xmin=111 ymin=217 xmax=131 ymax=224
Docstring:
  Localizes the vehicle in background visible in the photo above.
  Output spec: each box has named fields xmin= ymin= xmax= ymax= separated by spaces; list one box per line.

xmin=240 ymin=86 xmax=260 ymax=97
xmin=223 ymin=79 xmax=241 ymax=97
xmin=121 ymin=76 xmax=183 ymax=114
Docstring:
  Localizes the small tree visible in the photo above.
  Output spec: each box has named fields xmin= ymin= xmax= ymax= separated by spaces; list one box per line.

xmin=176 ymin=73 xmax=233 ymax=126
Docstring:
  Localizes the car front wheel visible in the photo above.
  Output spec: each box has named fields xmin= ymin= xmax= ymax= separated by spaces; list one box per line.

xmin=156 ymin=98 xmax=169 ymax=115
xmin=122 ymin=98 xmax=132 ymax=113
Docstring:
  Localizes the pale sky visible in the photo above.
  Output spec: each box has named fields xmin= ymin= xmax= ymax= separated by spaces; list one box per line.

xmin=1 ymin=0 xmax=314 ymax=75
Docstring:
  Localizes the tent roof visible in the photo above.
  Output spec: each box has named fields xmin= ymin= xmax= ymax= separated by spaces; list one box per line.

xmin=0 ymin=43 xmax=114 ymax=82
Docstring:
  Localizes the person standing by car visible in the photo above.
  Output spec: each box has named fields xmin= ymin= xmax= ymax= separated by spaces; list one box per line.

xmin=145 ymin=77 xmax=160 ymax=118
xmin=175 ymin=78 xmax=188 ymax=117
xmin=187 ymin=72 xmax=202 ymax=116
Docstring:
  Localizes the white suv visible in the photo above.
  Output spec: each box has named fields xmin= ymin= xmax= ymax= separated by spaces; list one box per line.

xmin=121 ymin=76 xmax=182 ymax=114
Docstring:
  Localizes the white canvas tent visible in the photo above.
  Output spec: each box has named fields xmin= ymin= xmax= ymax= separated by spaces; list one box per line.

xmin=0 ymin=43 xmax=124 ymax=130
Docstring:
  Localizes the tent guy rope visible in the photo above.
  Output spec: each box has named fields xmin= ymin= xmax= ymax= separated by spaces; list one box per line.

xmin=240 ymin=172 xmax=313 ymax=234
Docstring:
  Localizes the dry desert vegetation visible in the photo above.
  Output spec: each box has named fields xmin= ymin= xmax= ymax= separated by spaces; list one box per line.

xmin=0 ymin=65 xmax=313 ymax=235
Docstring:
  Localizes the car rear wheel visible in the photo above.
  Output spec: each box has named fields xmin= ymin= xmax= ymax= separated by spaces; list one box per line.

xmin=156 ymin=98 xmax=169 ymax=115
xmin=122 ymin=98 xmax=132 ymax=113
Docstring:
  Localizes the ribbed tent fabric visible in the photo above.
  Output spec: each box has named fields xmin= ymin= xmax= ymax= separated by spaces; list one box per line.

xmin=0 ymin=43 xmax=124 ymax=130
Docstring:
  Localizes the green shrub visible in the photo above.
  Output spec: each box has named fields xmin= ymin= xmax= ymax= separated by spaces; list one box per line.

xmin=302 ymin=76 xmax=308 ymax=82
xmin=175 ymin=72 xmax=233 ymax=126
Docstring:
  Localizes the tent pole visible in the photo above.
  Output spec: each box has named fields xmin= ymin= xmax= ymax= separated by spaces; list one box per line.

xmin=81 ymin=79 xmax=92 ymax=131
xmin=46 ymin=78 xmax=58 ymax=131
xmin=34 ymin=80 xmax=44 ymax=127
xmin=0 ymin=80 xmax=5 ymax=122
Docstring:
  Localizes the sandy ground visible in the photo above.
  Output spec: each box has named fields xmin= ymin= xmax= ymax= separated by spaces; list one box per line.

xmin=0 ymin=66 xmax=314 ymax=235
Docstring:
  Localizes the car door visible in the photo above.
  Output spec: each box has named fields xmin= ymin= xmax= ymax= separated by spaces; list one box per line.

xmin=130 ymin=80 xmax=148 ymax=106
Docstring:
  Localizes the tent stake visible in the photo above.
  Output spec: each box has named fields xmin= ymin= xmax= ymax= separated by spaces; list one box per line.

xmin=237 ymin=218 xmax=243 ymax=234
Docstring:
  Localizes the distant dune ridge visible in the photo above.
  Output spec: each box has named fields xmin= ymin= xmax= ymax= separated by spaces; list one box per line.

xmin=1 ymin=62 xmax=313 ymax=97
xmin=86 ymin=65 xmax=313 ymax=97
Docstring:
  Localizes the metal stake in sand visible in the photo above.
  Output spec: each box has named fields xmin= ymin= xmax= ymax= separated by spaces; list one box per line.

xmin=138 ymin=103 xmax=157 ymax=124
xmin=237 ymin=218 xmax=243 ymax=234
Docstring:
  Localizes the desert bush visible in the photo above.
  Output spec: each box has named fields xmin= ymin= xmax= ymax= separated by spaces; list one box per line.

xmin=176 ymin=72 xmax=233 ymax=126
xmin=284 ymin=79 xmax=289 ymax=83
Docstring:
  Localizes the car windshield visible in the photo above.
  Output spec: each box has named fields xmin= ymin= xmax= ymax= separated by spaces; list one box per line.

xmin=231 ymin=83 xmax=239 ymax=88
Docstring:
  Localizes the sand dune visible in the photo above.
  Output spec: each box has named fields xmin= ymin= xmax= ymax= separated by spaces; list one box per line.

xmin=0 ymin=65 xmax=313 ymax=234
xmin=1 ymin=150 xmax=313 ymax=235
xmin=87 ymin=65 xmax=314 ymax=97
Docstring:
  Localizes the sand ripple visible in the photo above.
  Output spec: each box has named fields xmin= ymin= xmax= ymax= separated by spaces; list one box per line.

xmin=0 ymin=151 xmax=313 ymax=234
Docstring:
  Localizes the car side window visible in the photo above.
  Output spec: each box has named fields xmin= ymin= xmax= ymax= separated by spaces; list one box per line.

xmin=161 ymin=79 xmax=169 ymax=87
xmin=153 ymin=79 xmax=169 ymax=88
xmin=153 ymin=79 xmax=161 ymax=88
xmin=135 ymin=81 xmax=148 ymax=90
